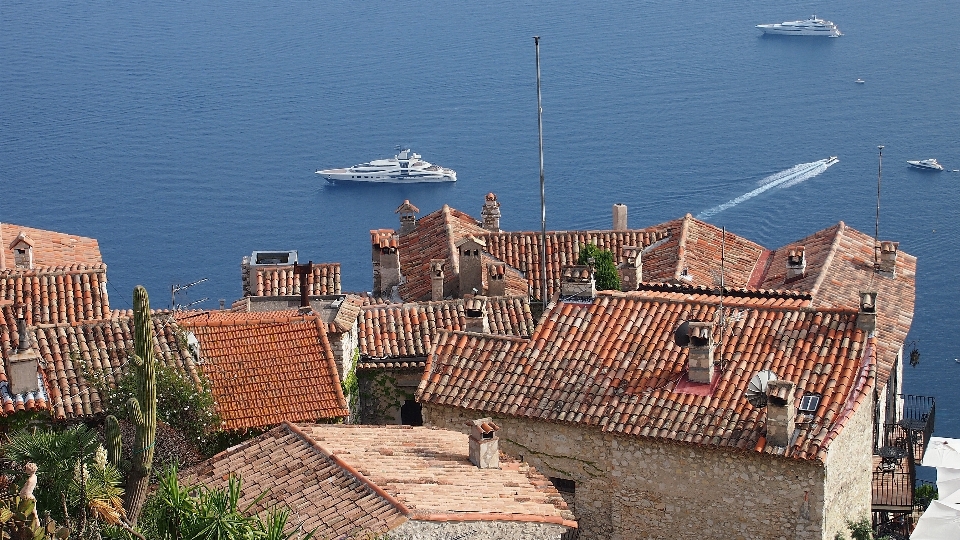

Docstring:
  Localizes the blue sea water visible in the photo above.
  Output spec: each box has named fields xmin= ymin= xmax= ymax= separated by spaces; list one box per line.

xmin=2 ymin=1 xmax=959 ymax=443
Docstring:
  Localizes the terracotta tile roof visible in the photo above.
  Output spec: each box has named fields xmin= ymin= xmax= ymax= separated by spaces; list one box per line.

xmin=182 ymin=423 xmax=405 ymax=538
xmin=176 ymin=311 xmax=348 ymax=430
xmin=292 ymin=423 xmax=575 ymax=525
xmin=0 ymin=223 xmax=102 ymax=270
xmin=0 ymin=265 xmax=111 ymax=326
xmin=398 ymin=205 xmax=488 ymax=301
xmin=756 ymin=222 xmax=916 ymax=386
xmin=357 ymin=296 xmax=534 ymax=362
xmin=0 ymin=312 xmax=195 ymax=420
xmin=246 ymin=263 xmax=341 ymax=297
xmin=419 ymin=289 xmax=874 ymax=462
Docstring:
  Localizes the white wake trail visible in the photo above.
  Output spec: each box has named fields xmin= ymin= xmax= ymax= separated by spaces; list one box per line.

xmin=697 ymin=157 xmax=837 ymax=220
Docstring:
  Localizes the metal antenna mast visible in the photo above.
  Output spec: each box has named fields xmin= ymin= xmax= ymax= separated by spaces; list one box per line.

xmin=535 ymin=36 xmax=547 ymax=307
xmin=875 ymin=145 xmax=884 ymax=269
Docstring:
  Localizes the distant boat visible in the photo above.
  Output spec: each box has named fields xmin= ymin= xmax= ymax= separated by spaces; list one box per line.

xmin=907 ymin=159 xmax=944 ymax=171
xmin=756 ymin=15 xmax=842 ymax=37
xmin=316 ymin=148 xmax=457 ymax=184
xmin=855 ymin=79 xmax=865 ymax=84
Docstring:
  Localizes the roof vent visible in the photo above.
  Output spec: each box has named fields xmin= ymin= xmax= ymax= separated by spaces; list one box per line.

xmin=745 ymin=370 xmax=778 ymax=408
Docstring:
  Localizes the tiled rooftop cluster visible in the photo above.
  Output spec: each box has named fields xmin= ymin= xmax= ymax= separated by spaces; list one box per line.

xmin=182 ymin=422 xmax=574 ymax=537
xmin=175 ymin=311 xmax=348 ymax=430
xmin=0 ymin=265 xmax=111 ymax=326
xmin=356 ymin=296 xmax=534 ymax=367
xmin=245 ymin=263 xmax=341 ymax=297
xmin=0 ymin=223 xmax=103 ymax=270
xmin=419 ymin=289 xmax=874 ymax=461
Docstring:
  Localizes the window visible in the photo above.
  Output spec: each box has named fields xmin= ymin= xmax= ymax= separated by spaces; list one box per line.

xmin=798 ymin=393 xmax=821 ymax=413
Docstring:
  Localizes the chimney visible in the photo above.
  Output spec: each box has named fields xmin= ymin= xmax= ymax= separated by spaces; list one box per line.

xmin=456 ymin=237 xmax=486 ymax=297
xmin=481 ymin=193 xmax=501 ymax=232
xmin=765 ymin=380 xmax=796 ymax=447
xmin=396 ymin=200 xmax=420 ymax=236
xmin=464 ymin=296 xmax=490 ymax=333
xmin=560 ymin=265 xmax=596 ymax=300
xmin=7 ymin=317 xmax=41 ymax=395
xmin=371 ymin=230 xmax=400 ymax=296
xmin=613 ymin=203 xmax=628 ymax=230
xmin=10 ymin=232 xmax=34 ymax=270
xmin=879 ymin=241 xmax=899 ymax=278
xmin=785 ymin=246 xmax=806 ymax=282
xmin=293 ymin=261 xmax=314 ymax=311
xmin=487 ymin=262 xmax=506 ymax=296
xmin=857 ymin=291 xmax=878 ymax=334
xmin=430 ymin=259 xmax=445 ymax=301
xmin=687 ymin=321 xmax=714 ymax=384
xmin=241 ymin=250 xmax=298 ymax=297
xmin=618 ymin=246 xmax=642 ymax=291
xmin=467 ymin=417 xmax=500 ymax=469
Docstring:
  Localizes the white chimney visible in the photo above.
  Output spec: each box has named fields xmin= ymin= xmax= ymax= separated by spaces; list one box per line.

xmin=467 ymin=418 xmax=500 ymax=469
xmin=687 ymin=321 xmax=714 ymax=384
xmin=613 ymin=204 xmax=628 ymax=230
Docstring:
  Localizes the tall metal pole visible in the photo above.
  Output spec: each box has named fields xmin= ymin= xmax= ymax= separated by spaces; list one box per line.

xmin=535 ymin=36 xmax=547 ymax=306
xmin=875 ymin=145 xmax=883 ymax=268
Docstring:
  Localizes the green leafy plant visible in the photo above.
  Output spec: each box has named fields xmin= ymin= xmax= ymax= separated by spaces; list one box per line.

xmin=846 ymin=518 xmax=872 ymax=540
xmin=577 ymin=243 xmax=621 ymax=291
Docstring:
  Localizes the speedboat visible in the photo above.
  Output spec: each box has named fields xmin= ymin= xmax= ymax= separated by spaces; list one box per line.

xmin=855 ymin=79 xmax=865 ymax=84
xmin=317 ymin=148 xmax=457 ymax=183
xmin=756 ymin=16 xmax=841 ymax=37
xmin=907 ymin=159 xmax=944 ymax=171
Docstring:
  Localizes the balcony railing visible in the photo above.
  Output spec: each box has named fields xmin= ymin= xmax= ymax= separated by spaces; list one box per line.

xmin=872 ymin=423 xmax=916 ymax=510
xmin=897 ymin=394 xmax=935 ymax=462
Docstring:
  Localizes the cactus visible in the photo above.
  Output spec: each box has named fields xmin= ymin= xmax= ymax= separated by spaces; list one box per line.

xmin=104 ymin=415 xmax=122 ymax=470
xmin=121 ymin=285 xmax=157 ymax=525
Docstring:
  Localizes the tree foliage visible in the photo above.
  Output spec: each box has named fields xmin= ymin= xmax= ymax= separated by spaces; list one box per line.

xmin=577 ymin=243 xmax=621 ymax=291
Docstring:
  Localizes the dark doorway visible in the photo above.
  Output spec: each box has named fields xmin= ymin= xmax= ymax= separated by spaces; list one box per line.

xmin=400 ymin=400 xmax=423 ymax=426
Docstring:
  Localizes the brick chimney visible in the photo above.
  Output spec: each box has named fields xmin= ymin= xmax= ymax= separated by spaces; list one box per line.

xmin=619 ymin=246 xmax=642 ymax=291
xmin=396 ymin=200 xmax=420 ymax=236
xmin=430 ymin=259 xmax=445 ymax=301
xmin=371 ymin=230 xmax=400 ymax=296
xmin=765 ymin=380 xmax=796 ymax=447
xmin=464 ymin=296 xmax=490 ymax=333
xmin=487 ymin=262 xmax=506 ymax=296
xmin=613 ymin=203 xmax=628 ymax=230
xmin=879 ymin=241 xmax=899 ymax=278
xmin=457 ymin=237 xmax=486 ymax=297
xmin=481 ymin=193 xmax=501 ymax=232
xmin=560 ymin=265 xmax=596 ymax=300
xmin=785 ymin=246 xmax=806 ymax=282
xmin=467 ymin=417 xmax=500 ymax=469
xmin=857 ymin=291 xmax=877 ymax=334
xmin=687 ymin=321 xmax=714 ymax=384
xmin=7 ymin=317 xmax=41 ymax=395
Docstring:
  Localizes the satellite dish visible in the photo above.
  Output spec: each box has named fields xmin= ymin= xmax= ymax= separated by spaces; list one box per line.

xmin=746 ymin=370 xmax=778 ymax=408
xmin=674 ymin=321 xmax=690 ymax=347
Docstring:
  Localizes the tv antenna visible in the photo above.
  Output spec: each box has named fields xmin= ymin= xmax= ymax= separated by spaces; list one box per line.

xmin=171 ymin=277 xmax=208 ymax=311
xmin=875 ymin=145 xmax=883 ymax=270
xmin=535 ymin=35 xmax=547 ymax=307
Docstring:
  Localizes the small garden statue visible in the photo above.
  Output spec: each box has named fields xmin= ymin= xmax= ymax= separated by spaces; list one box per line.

xmin=18 ymin=462 xmax=37 ymax=501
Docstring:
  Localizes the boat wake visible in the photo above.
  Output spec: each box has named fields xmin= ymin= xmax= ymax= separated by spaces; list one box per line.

xmin=697 ymin=157 xmax=838 ymax=220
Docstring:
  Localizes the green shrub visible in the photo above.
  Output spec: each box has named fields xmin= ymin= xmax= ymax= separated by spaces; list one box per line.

xmin=577 ymin=243 xmax=621 ymax=291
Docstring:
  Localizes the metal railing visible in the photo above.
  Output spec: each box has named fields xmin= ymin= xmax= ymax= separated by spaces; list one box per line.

xmin=898 ymin=394 xmax=935 ymax=461
xmin=873 ymin=423 xmax=915 ymax=509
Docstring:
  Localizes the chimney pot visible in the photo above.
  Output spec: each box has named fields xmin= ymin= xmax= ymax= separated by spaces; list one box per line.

xmin=857 ymin=291 xmax=878 ymax=333
xmin=561 ymin=265 xmax=596 ymax=300
xmin=613 ymin=204 xmax=628 ymax=230
xmin=618 ymin=246 xmax=643 ymax=291
xmin=785 ymin=246 xmax=806 ymax=282
xmin=396 ymin=200 xmax=420 ymax=235
xmin=765 ymin=380 xmax=796 ymax=447
xmin=468 ymin=417 xmax=500 ymax=469
xmin=430 ymin=259 xmax=445 ymax=301
xmin=8 ymin=319 xmax=41 ymax=395
xmin=487 ymin=262 xmax=506 ymax=296
xmin=879 ymin=241 xmax=899 ymax=277
xmin=456 ymin=237 xmax=486 ymax=298
xmin=464 ymin=296 xmax=490 ymax=333
xmin=686 ymin=321 xmax=714 ymax=384
xmin=481 ymin=193 xmax=501 ymax=232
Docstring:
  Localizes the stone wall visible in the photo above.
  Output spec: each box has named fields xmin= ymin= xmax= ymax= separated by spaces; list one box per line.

xmin=425 ymin=404 xmax=847 ymax=540
xmin=358 ymin=366 xmax=422 ymax=424
xmin=822 ymin=387 xmax=874 ymax=538
xmin=388 ymin=519 xmax=568 ymax=540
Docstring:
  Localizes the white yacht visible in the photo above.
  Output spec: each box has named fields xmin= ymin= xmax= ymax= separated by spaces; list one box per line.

xmin=317 ymin=148 xmax=457 ymax=183
xmin=756 ymin=16 xmax=842 ymax=37
xmin=907 ymin=159 xmax=944 ymax=171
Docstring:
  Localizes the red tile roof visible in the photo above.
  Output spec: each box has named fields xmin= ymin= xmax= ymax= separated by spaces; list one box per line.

xmin=357 ymin=296 xmax=534 ymax=362
xmin=246 ymin=263 xmax=341 ymax=297
xmin=419 ymin=289 xmax=874 ymax=462
xmin=756 ymin=222 xmax=916 ymax=385
xmin=0 ymin=223 xmax=102 ymax=270
xmin=176 ymin=311 xmax=349 ymax=430
xmin=0 ymin=265 xmax=111 ymax=326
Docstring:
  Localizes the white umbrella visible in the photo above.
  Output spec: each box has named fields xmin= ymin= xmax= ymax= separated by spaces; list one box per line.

xmin=922 ymin=438 xmax=960 ymax=469
xmin=938 ymin=468 xmax=960 ymax=500
xmin=912 ymin=500 xmax=960 ymax=539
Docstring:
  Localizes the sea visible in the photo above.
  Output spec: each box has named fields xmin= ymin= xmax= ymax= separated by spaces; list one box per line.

xmin=2 ymin=1 xmax=959 ymax=455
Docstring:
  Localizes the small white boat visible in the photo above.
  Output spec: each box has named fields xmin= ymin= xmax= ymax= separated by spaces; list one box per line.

xmin=756 ymin=15 xmax=842 ymax=37
xmin=907 ymin=159 xmax=944 ymax=171
xmin=855 ymin=79 xmax=865 ymax=84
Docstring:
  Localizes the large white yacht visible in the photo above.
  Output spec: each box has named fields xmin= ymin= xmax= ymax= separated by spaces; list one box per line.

xmin=907 ymin=159 xmax=944 ymax=171
xmin=756 ymin=16 xmax=841 ymax=37
xmin=317 ymin=148 xmax=457 ymax=183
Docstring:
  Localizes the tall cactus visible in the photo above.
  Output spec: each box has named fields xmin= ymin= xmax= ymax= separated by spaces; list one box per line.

xmin=123 ymin=285 xmax=157 ymax=525
xmin=104 ymin=415 xmax=122 ymax=469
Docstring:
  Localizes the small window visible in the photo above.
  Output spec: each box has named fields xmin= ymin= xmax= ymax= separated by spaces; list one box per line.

xmin=550 ymin=477 xmax=576 ymax=494
xmin=799 ymin=393 xmax=821 ymax=413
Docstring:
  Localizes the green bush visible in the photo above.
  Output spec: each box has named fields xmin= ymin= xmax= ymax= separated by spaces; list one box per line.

xmin=578 ymin=243 xmax=621 ymax=291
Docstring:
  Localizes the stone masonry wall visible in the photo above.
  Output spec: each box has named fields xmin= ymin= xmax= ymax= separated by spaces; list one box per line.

xmin=822 ymin=390 xmax=874 ymax=539
xmin=388 ymin=519 xmax=568 ymax=540
xmin=425 ymin=404 xmax=832 ymax=540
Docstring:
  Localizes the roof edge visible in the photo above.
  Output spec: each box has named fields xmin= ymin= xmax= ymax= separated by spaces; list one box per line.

xmin=411 ymin=512 xmax=577 ymax=529
xmin=808 ymin=221 xmax=846 ymax=299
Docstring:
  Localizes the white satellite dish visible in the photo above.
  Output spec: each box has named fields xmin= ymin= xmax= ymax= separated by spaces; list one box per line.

xmin=746 ymin=370 xmax=778 ymax=408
